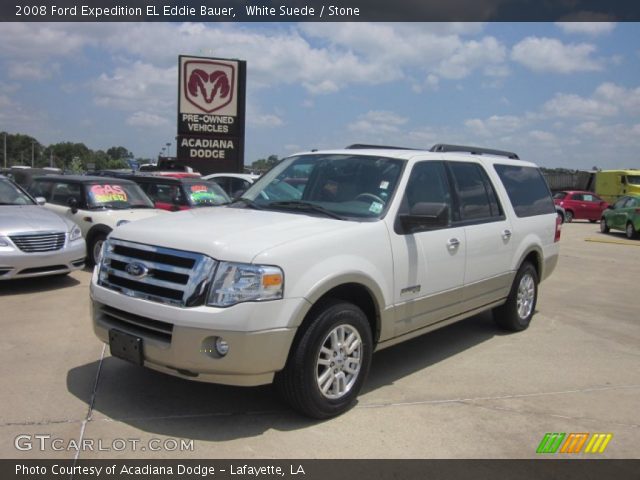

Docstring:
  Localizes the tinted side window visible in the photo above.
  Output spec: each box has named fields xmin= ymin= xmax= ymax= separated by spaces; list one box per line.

xmin=211 ymin=177 xmax=230 ymax=196
xmin=401 ymin=161 xmax=451 ymax=216
xmin=29 ymin=181 xmax=53 ymax=201
xmin=494 ymin=164 xmax=556 ymax=217
xmin=448 ymin=162 xmax=503 ymax=221
xmin=50 ymin=182 xmax=81 ymax=206
xmin=395 ymin=161 xmax=451 ymax=233
xmin=229 ymin=178 xmax=250 ymax=197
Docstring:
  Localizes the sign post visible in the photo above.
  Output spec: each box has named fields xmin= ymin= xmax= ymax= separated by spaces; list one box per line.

xmin=177 ymin=55 xmax=246 ymax=175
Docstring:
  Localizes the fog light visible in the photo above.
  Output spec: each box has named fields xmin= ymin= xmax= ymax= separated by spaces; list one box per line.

xmin=201 ymin=336 xmax=229 ymax=359
xmin=215 ymin=337 xmax=229 ymax=357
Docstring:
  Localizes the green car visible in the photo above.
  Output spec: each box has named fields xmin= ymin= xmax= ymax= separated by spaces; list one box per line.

xmin=600 ymin=194 xmax=640 ymax=239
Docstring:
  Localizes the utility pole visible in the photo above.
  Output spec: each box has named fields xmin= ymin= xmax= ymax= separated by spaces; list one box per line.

xmin=31 ymin=141 xmax=35 ymax=167
xmin=2 ymin=132 xmax=6 ymax=169
xmin=50 ymin=149 xmax=53 ymax=168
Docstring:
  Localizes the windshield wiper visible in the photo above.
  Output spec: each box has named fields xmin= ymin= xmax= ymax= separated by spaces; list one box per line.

xmin=231 ymin=198 xmax=265 ymax=210
xmin=267 ymin=201 xmax=345 ymax=220
xmin=129 ymin=205 xmax=153 ymax=209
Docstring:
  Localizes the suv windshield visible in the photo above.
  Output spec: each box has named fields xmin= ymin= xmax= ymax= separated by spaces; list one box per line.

xmin=86 ymin=182 xmax=154 ymax=210
xmin=240 ymin=154 xmax=404 ymax=219
xmin=0 ymin=178 xmax=35 ymax=206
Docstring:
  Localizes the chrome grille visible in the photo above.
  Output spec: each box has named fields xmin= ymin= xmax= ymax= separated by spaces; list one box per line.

xmin=10 ymin=232 xmax=66 ymax=252
xmin=98 ymin=239 xmax=216 ymax=307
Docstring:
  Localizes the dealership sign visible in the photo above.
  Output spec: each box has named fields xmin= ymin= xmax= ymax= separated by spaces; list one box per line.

xmin=177 ymin=55 xmax=246 ymax=174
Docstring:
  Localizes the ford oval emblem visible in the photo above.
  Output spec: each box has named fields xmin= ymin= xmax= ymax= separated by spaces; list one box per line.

xmin=125 ymin=261 xmax=148 ymax=278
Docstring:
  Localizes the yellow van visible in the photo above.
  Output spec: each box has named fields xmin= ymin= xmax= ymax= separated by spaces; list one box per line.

xmin=595 ymin=170 xmax=640 ymax=204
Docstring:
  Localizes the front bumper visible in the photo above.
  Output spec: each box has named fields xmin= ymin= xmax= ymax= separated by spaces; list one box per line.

xmin=0 ymin=240 xmax=86 ymax=280
xmin=90 ymin=274 xmax=310 ymax=386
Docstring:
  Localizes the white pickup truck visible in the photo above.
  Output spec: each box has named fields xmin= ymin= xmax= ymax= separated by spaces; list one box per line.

xmin=91 ymin=145 xmax=560 ymax=418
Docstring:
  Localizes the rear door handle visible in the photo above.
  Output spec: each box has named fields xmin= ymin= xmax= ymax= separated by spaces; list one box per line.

xmin=502 ymin=229 xmax=512 ymax=239
xmin=447 ymin=238 xmax=460 ymax=249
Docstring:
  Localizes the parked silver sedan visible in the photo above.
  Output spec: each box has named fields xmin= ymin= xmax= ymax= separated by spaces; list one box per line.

xmin=0 ymin=176 xmax=86 ymax=280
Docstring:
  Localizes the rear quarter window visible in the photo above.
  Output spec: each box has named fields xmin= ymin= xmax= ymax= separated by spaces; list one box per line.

xmin=494 ymin=164 xmax=555 ymax=217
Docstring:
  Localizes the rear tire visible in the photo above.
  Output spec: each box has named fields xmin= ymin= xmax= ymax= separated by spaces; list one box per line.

xmin=565 ymin=210 xmax=574 ymax=223
xmin=600 ymin=218 xmax=610 ymax=233
xmin=626 ymin=222 xmax=638 ymax=239
xmin=493 ymin=262 xmax=538 ymax=332
xmin=275 ymin=299 xmax=373 ymax=419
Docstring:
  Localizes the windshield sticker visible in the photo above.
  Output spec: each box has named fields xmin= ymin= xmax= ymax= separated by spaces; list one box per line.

xmin=90 ymin=184 xmax=128 ymax=203
xmin=369 ymin=201 xmax=383 ymax=214
xmin=190 ymin=184 xmax=208 ymax=193
xmin=379 ymin=181 xmax=390 ymax=190
xmin=190 ymin=191 xmax=219 ymax=202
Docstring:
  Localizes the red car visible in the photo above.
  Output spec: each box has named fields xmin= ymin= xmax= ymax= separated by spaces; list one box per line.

xmin=553 ymin=190 xmax=609 ymax=223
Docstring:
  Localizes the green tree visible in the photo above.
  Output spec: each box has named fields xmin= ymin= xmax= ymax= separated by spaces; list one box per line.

xmin=251 ymin=154 xmax=280 ymax=172
xmin=106 ymin=146 xmax=133 ymax=162
xmin=49 ymin=142 xmax=91 ymax=170
xmin=68 ymin=157 xmax=84 ymax=173
xmin=1 ymin=132 xmax=42 ymax=167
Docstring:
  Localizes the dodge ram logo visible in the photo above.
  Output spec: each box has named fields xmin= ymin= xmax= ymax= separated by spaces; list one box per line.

xmin=125 ymin=262 xmax=148 ymax=278
xmin=183 ymin=60 xmax=235 ymax=113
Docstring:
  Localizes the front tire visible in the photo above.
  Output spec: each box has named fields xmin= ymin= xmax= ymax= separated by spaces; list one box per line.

xmin=275 ymin=300 xmax=373 ymax=419
xmin=88 ymin=232 xmax=107 ymax=266
xmin=493 ymin=262 xmax=538 ymax=332
xmin=626 ymin=222 xmax=638 ymax=239
xmin=600 ymin=218 xmax=610 ymax=233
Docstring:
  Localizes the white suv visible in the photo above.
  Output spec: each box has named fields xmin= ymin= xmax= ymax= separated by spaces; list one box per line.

xmin=91 ymin=145 xmax=560 ymax=418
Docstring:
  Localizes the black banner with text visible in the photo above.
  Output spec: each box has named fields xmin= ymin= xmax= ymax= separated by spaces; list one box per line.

xmin=3 ymin=0 xmax=640 ymax=22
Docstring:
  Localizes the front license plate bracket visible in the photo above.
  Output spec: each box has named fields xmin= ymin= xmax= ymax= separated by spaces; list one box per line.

xmin=109 ymin=329 xmax=143 ymax=366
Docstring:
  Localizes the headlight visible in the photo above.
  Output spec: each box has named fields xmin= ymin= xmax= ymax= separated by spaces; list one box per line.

xmin=69 ymin=225 xmax=82 ymax=242
xmin=0 ymin=237 xmax=10 ymax=247
xmin=207 ymin=262 xmax=284 ymax=307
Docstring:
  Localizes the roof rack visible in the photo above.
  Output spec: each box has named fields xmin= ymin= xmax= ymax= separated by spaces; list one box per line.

xmin=345 ymin=144 xmax=417 ymax=150
xmin=430 ymin=144 xmax=519 ymax=160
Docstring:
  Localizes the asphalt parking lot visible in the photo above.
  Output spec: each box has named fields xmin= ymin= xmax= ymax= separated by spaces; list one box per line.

xmin=1 ymin=222 xmax=638 ymax=459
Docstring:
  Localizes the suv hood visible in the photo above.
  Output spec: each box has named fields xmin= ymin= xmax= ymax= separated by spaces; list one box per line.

xmin=112 ymin=207 xmax=359 ymax=263
xmin=0 ymin=205 xmax=72 ymax=235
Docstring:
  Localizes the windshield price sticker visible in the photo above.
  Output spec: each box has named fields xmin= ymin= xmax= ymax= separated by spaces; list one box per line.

xmin=90 ymin=184 xmax=128 ymax=203
xmin=191 ymin=191 xmax=219 ymax=202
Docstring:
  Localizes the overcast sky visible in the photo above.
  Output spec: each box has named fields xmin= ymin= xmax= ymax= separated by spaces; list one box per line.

xmin=0 ymin=22 xmax=638 ymax=169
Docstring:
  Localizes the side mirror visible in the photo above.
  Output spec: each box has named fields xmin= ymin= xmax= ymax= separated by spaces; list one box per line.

xmin=399 ymin=202 xmax=449 ymax=233
xmin=35 ymin=197 xmax=46 ymax=206
xmin=67 ymin=197 xmax=79 ymax=214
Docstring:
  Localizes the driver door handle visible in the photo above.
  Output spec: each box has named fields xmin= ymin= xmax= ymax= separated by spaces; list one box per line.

xmin=447 ymin=238 xmax=460 ymax=250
